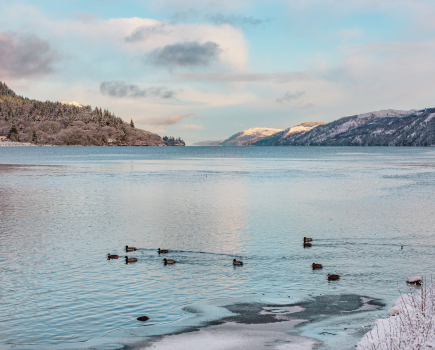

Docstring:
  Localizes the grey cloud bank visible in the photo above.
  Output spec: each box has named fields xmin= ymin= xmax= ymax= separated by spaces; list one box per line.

xmin=172 ymin=9 xmax=266 ymax=28
xmin=125 ymin=23 xmax=172 ymax=43
xmin=0 ymin=32 xmax=58 ymax=79
xmin=276 ymin=91 xmax=305 ymax=104
xmin=146 ymin=41 xmax=222 ymax=67
xmin=173 ymin=71 xmax=312 ymax=83
xmin=138 ymin=113 xmax=193 ymax=125
xmin=100 ymin=81 xmax=177 ymax=99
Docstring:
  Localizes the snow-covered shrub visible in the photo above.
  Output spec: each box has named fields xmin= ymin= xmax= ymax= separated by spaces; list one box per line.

xmin=357 ymin=279 xmax=435 ymax=350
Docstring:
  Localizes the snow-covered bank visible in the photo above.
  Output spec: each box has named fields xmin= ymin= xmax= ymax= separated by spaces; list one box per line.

xmin=0 ymin=141 xmax=37 ymax=146
xmin=357 ymin=280 xmax=435 ymax=350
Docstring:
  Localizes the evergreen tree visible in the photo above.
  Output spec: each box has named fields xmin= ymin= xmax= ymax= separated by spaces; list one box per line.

xmin=130 ymin=119 xmax=135 ymax=128
xmin=7 ymin=124 xmax=18 ymax=141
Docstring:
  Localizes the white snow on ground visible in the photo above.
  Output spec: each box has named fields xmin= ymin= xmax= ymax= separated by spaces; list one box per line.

xmin=280 ymin=123 xmax=323 ymax=140
xmin=313 ymin=109 xmax=415 ymax=142
xmin=239 ymin=127 xmax=283 ymax=136
xmin=220 ymin=127 xmax=283 ymax=145
xmin=61 ymin=101 xmax=84 ymax=107
xmin=0 ymin=141 xmax=36 ymax=146
xmin=425 ymin=113 xmax=435 ymax=123
xmin=357 ymin=283 xmax=435 ymax=350
xmin=355 ymin=109 xmax=414 ymax=120
xmin=144 ymin=319 xmax=318 ymax=350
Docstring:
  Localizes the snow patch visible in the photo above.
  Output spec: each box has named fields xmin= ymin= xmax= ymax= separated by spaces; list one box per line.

xmin=61 ymin=101 xmax=84 ymax=107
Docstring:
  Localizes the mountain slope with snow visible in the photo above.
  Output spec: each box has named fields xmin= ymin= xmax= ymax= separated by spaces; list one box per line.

xmin=280 ymin=108 xmax=435 ymax=146
xmin=220 ymin=127 xmax=283 ymax=146
xmin=253 ymin=122 xmax=325 ymax=146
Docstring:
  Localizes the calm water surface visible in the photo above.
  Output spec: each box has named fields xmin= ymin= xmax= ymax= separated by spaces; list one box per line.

xmin=0 ymin=146 xmax=434 ymax=346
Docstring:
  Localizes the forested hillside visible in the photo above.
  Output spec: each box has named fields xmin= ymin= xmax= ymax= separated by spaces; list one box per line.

xmin=0 ymin=82 xmax=165 ymax=146
xmin=276 ymin=109 xmax=435 ymax=146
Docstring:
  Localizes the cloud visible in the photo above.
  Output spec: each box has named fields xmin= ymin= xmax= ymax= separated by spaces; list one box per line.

xmin=276 ymin=91 xmax=306 ymax=104
xmin=125 ymin=23 xmax=173 ymax=42
xmin=138 ymin=113 xmax=193 ymax=125
xmin=74 ymin=12 xmax=98 ymax=23
xmin=100 ymin=81 xmax=177 ymax=99
xmin=146 ymin=41 xmax=222 ymax=67
xmin=297 ymin=103 xmax=315 ymax=109
xmin=138 ymin=112 xmax=206 ymax=125
xmin=0 ymin=32 xmax=59 ymax=79
xmin=206 ymin=13 xmax=265 ymax=27
xmin=172 ymin=9 xmax=266 ymax=28
xmin=172 ymin=71 xmax=312 ymax=83
xmin=179 ymin=124 xmax=204 ymax=129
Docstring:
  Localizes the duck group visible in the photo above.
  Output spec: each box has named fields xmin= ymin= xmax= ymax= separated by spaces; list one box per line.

xmin=108 ymin=245 xmax=244 ymax=267
xmin=112 ymin=240 xmax=344 ymax=283
xmin=304 ymin=238 xmax=341 ymax=281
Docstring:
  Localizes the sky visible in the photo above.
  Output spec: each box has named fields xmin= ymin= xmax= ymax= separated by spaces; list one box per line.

xmin=1 ymin=0 xmax=435 ymax=144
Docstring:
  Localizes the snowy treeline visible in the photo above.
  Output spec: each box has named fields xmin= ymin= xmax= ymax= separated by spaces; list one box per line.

xmin=0 ymin=82 xmax=164 ymax=146
xmin=357 ymin=280 xmax=435 ymax=350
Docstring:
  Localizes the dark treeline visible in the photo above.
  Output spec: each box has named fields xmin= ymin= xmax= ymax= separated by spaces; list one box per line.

xmin=163 ymin=135 xmax=186 ymax=146
xmin=0 ymin=82 xmax=164 ymax=146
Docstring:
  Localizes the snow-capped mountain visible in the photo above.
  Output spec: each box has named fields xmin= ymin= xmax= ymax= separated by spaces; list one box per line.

xmin=279 ymin=108 xmax=435 ymax=146
xmin=219 ymin=127 xmax=283 ymax=146
xmin=253 ymin=122 xmax=325 ymax=146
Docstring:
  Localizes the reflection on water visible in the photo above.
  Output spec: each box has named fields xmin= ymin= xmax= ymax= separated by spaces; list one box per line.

xmin=0 ymin=147 xmax=435 ymax=345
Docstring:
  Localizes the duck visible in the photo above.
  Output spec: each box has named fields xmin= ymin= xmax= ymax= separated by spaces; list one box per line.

xmin=303 ymin=242 xmax=312 ymax=248
xmin=125 ymin=245 xmax=137 ymax=252
xmin=158 ymin=248 xmax=169 ymax=254
xmin=163 ymin=258 xmax=176 ymax=264
xmin=312 ymin=263 xmax=323 ymax=269
xmin=233 ymin=259 xmax=243 ymax=266
xmin=125 ymin=256 xmax=138 ymax=263
xmin=406 ymin=276 xmax=422 ymax=286
xmin=327 ymin=274 xmax=340 ymax=281
xmin=304 ymin=237 xmax=313 ymax=242
xmin=107 ymin=253 xmax=119 ymax=259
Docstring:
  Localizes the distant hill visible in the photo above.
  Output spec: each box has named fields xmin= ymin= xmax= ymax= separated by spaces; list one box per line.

xmin=220 ymin=127 xmax=283 ymax=146
xmin=276 ymin=108 xmax=435 ymax=146
xmin=0 ymin=82 xmax=172 ymax=146
xmin=253 ymin=122 xmax=325 ymax=146
xmin=193 ymin=140 xmax=223 ymax=146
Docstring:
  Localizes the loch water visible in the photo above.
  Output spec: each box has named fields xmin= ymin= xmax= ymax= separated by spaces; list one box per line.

xmin=0 ymin=146 xmax=434 ymax=347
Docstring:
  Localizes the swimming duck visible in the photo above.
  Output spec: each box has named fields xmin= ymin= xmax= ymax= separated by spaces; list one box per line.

xmin=158 ymin=248 xmax=169 ymax=254
xmin=233 ymin=259 xmax=243 ymax=266
xmin=303 ymin=242 xmax=312 ymax=248
xmin=137 ymin=316 xmax=149 ymax=321
xmin=107 ymin=253 xmax=119 ymax=259
xmin=125 ymin=256 xmax=138 ymax=263
xmin=125 ymin=245 xmax=137 ymax=252
xmin=327 ymin=274 xmax=340 ymax=281
xmin=312 ymin=263 xmax=323 ymax=269
xmin=304 ymin=237 xmax=313 ymax=242
xmin=163 ymin=258 xmax=176 ymax=264
xmin=406 ymin=276 xmax=422 ymax=286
